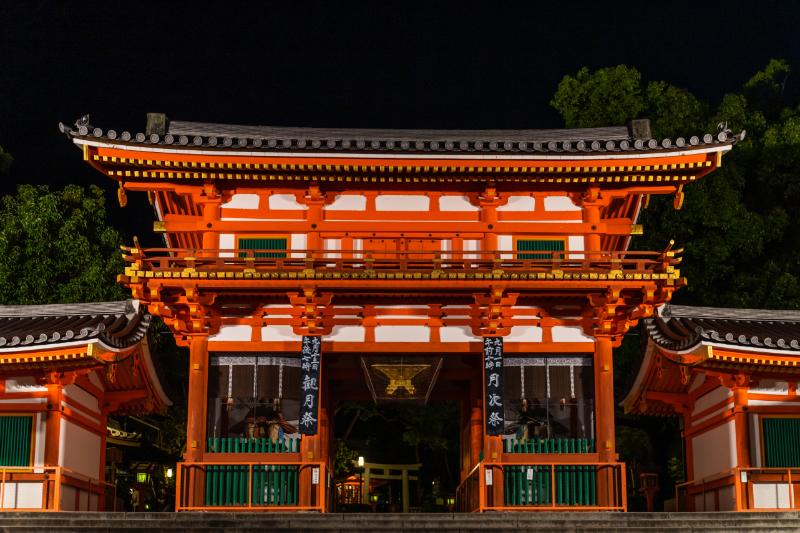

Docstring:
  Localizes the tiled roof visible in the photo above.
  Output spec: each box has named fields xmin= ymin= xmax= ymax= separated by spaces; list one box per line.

xmin=59 ymin=114 xmax=744 ymax=156
xmin=644 ymin=304 xmax=800 ymax=353
xmin=0 ymin=300 xmax=151 ymax=351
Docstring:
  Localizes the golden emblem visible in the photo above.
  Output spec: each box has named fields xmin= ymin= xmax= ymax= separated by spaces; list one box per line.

xmin=372 ymin=364 xmax=429 ymax=395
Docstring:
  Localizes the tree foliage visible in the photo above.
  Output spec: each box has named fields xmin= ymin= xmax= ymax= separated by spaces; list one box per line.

xmin=0 ymin=184 xmax=127 ymax=304
xmin=552 ymin=59 xmax=800 ymax=309
xmin=553 ymin=60 xmax=800 ymax=506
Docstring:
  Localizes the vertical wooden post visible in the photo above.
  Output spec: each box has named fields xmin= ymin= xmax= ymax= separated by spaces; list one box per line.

xmin=184 ymin=335 xmax=209 ymax=507
xmin=594 ymin=336 xmax=616 ymax=506
xmin=44 ymin=379 xmax=62 ymax=510
xmin=201 ymin=192 xmax=221 ymax=254
xmin=732 ymin=386 xmax=750 ymax=469
xmin=401 ymin=468 xmax=410 ymax=513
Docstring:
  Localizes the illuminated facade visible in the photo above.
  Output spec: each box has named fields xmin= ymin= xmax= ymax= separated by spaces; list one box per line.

xmin=63 ymin=114 xmax=739 ymax=511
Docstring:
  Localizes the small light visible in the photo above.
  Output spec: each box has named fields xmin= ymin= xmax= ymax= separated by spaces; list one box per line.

xmin=357 ymin=456 xmax=364 ymax=467
xmin=166 ymin=468 xmax=173 ymax=478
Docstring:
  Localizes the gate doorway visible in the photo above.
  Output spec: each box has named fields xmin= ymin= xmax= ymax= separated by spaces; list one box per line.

xmin=332 ymin=401 xmax=460 ymax=512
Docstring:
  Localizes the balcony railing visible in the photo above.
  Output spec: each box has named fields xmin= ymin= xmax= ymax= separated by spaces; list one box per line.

xmin=122 ymin=246 xmax=681 ymax=282
xmin=456 ymin=461 xmax=626 ymax=512
xmin=176 ymin=461 xmax=326 ymax=512
xmin=206 ymin=436 xmax=300 ymax=454
xmin=0 ymin=466 xmax=115 ymax=512
xmin=676 ymin=467 xmax=800 ymax=512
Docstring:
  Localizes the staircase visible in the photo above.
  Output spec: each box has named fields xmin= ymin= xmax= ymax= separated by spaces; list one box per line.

xmin=3 ymin=512 xmax=800 ymax=532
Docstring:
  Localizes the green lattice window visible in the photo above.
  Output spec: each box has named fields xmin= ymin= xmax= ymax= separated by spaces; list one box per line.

xmin=238 ymin=237 xmax=288 ymax=258
xmin=763 ymin=418 xmax=800 ymax=467
xmin=516 ymin=239 xmax=565 ymax=260
xmin=0 ymin=415 xmax=33 ymax=467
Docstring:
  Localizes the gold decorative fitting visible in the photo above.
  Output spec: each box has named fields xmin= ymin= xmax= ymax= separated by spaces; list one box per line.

xmin=630 ymin=224 xmax=644 ymax=236
xmin=117 ymin=185 xmax=127 ymax=207
xmin=153 ymin=221 xmax=166 ymax=233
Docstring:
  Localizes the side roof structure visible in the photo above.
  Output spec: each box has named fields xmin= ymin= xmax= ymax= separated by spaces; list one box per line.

xmin=622 ymin=304 xmax=800 ymax=416
xmin=0 ymin=300 xmax=170 ymax=413
xmin=0 ymin=300 xmax=150 ymax=351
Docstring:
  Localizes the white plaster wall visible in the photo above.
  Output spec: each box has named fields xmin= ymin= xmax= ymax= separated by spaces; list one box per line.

xmin=290 ymin=234 xmax=307 ymax=258
xmin=691 ymin=420 xmax=737 ymax=480
xmin=58 ymin=420 xmax=101 ymax=479
xmin=544 ymin=196 xmax=581 ymax=212
xmin=753 ymin=483 xmax=791 ymax=509
xmin=33 ymin=412 xmax=45 ymax=467
xmin=63 ymin=384 xmax=100 ymax=415
xmin=498 ymin=235 xmax=513 ymax=259
xmin=552 ymin=326 xmax=593 ymax=343
xmin=219 ymin=233 xmax=235 ymax=258
xmin=223 ymin=193 xmax=260 ymax=209
xmin=325 ymin=194 xmax=366 ymax=211
xmin=261 ymin=325 xmax=297 ymax=342
xmin=439 ymin=195 xmax=478 ymax=211
xmin=87 ymin=372 xmax=104 ymax=391
xmin=689 ymin=373 xmax=706 ymax=392
xmin=693 ymin=386 xmax=732 ymax=415
xmin=268 ymin=194 xmax=307 ymax=210
xmin=374 ymin=325 xmax=430 ymax=342
xmin=462 ymin=239 xmax=480 ymax=259
xmin=497 ymin=196 xmax=534 ymax=211
xmin=375 ymin=195 xmax=429 ymax=211
xmin=4 ymin=377 xmax=47 ymax=393
xmin=567 ymin=235 xmax=585 ymax=259
xmin=505 ymin=326 xmax=543 ymax=343
xmin=1 ymin=482 xmax=43 ymax=509
xmin=210 ymin=325 xmax=252 ymax=342
xmin=440 ymin=326 xmax=479 ymax=343
xmin=328 ymin=326 xmax=365 ymax=342
xmin=751 ymin=380 xmax=790 ymax=395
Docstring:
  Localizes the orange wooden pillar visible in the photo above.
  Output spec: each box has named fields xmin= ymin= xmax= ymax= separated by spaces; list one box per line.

xmin=594 ymin=336 xmax=617 ymax=507
xmin=44 ymin=377 xmax=63 ymax=510
xmin=183 ymin=335 xmax=209 ymax=507
xmin=732 ymin=382 xmax=750 ymax=510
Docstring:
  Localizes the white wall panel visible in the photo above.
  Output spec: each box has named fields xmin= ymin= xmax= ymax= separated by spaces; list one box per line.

xmin=505 ymin=326 xmax=543 ymax=343
xmin=439 ymin=195 xmax=478 ymax=211
xmin=544 ymin=196 xmax=581 ymax=211
xmin=210 ymin=325 xmax=252 ymax=342
xmin=223 ymin=194 xmax=260 ymax=209
xmin=692 ymin=420 xmax=736 ymax=480
xmin=63 ymin=384 xmax=99 ymax=415
xmin=375 ymin=325 xmax=430 ymax=342
xmin=693 ymin=386 xmax=732 ymax=415
xmin=497 ymin=196 xmax=535 ymax=211
xmin=375 ymin=195 xmax=429 ymax=211
xmin=269 ymin=194 xmax=307 ymax=210
xmin=552 ymin=326 xmax=593 ymax=343
xmin=753 ymin=483 xmax=791 ymax=509
xmin=328 ymin=326 xmax=365 ymax=342
xmin=326 ymin=194 xmax=367 ymax=211
xmin=261 ymin=325 xmax=297 ymax=342
xmin=1 ymin=482 xmax=43 ymax=509
xmin=58 ymin=420 xmax=101 ymax=479
xmin=440 ymin=326 xmax=479 ymax=343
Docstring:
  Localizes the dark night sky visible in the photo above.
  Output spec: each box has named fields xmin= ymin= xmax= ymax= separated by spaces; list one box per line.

xmin=1 ymin=1 xmax=799 ymax=241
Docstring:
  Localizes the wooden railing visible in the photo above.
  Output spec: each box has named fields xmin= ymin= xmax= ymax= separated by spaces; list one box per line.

xmin=503 ymin=437 xmax=596 ymax=454
xmin=176 ymin=461 xmax=326 ymax=512
xmin=676 ymin=467 xmax=800 ymax=512
xmin=122 ymin=245 xmax=681 ymax=281
xmin=456 ymin=461 xmax=626 ymax=512
xmin=206 ymin=436 xmax=300 ymax=454
xmin=0 ymin=466 xmax=115 ymax=512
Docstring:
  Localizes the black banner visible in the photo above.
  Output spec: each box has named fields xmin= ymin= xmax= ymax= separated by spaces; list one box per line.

xmin=483 ymin=337 xmax=504 ymax=435
xmin=299 ymin=336 xmax=321 ymax=435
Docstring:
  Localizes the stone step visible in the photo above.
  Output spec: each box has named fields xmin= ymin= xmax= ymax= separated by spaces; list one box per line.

xmin=2 ymin=512 xmax=800 ymax=532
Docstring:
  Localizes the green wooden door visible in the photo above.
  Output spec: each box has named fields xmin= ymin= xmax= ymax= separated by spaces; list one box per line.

xmin=516 ymin=239 xmax=565 ymax=260
xmin=0 ymin=415 xmax=32 ymax=467
xmin=763 ymin=418 xmax=800 ymax=467
xmin=238 ymin=237 xmax=288 ymax=258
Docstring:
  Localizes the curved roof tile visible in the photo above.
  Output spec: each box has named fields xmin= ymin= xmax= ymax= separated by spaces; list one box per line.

xmin=0 ymin=300 xmax=151 ymax=351
xmin=59 ymin=116 xmax=744 ymax=156
xmin=644 ymin=304 xmax=800 ymax=353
